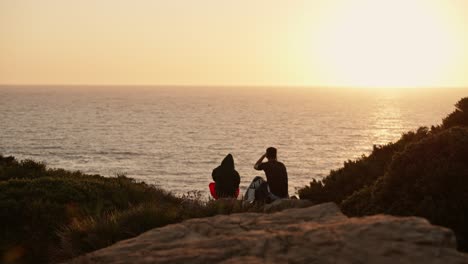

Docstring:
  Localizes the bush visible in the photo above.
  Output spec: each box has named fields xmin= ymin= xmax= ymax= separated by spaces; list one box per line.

xmin=0 ymin=156 xmax=261 ymax=263
xmin=298 ymin=127 xmax=431 ymax=203
xmin=442 ymin=97 xmax=468 ymax=129
xmin=299 ymin=97 xmax=468 ymax=252
xmin=341 ymin=127 xmax=468 ymax=251
xmin=0 ymin=158 xmax=177 ymax=264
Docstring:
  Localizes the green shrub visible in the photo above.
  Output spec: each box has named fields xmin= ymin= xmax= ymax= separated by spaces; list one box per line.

xmin=0 ymin=165 xmax=175 ymax=263
xmin=298 ymin=126 xmax=430 ymax=203
xmin=442 ymin=97 xmax=468 ymax=129
xmin=299 ymin=97 xmax=468 ymax=205
xmin=0 ymin=157 xmax=46 ymax=181
xmin=298 ymin=97 xmax=468 ymax=252
xmin=341 ymin=127 xmax=468 ymax=251
xmin=0 ymin=156 xmax=261 ymax=263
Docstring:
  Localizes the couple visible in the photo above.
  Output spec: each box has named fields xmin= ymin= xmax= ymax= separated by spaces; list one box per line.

xmin=211 ymin=147 xmax=288 ymax=201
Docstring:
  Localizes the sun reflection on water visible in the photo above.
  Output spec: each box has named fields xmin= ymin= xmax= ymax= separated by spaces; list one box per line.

xmin=370 ymin=96 xmax=404 ymax=146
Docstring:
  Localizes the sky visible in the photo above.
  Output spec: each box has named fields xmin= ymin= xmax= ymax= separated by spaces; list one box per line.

xmin=1 ymin=0 xmax=467 ymax=87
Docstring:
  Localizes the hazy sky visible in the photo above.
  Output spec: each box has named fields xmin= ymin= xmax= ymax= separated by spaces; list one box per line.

xmin=1 ymin=0 xmax=467 ymax=87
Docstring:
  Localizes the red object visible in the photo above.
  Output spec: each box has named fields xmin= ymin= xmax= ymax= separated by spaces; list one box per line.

xmin=209 ymin=182 xmax=218 ymax=199
xmin=209 ymin=182 xmax=239 ymax=200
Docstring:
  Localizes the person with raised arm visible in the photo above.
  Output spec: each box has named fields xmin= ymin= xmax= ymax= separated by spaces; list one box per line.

xmin=254 ymin=147 xmax=288 ymax=199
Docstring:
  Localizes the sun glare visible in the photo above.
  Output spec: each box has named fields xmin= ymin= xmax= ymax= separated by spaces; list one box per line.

xmin=308 ymin=0 xmax=460 ymax=88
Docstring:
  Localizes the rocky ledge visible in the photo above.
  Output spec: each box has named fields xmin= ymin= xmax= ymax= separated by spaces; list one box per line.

xmin=69 ymin=202 xmax=467 ymax=264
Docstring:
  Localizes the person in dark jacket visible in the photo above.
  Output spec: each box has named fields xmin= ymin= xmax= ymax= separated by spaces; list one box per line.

xmin=254 ymin=147 xmax=288 ymax=199
xmin=212 ymin=154 xmax=241 ymax=198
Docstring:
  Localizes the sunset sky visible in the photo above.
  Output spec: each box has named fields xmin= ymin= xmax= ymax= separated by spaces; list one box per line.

xmin=1 ymin=0 xmax=467 ymax=87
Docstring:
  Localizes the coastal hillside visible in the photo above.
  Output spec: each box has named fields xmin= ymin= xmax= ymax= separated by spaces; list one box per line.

xmin=299 ymin=97 xmax=468 ymax=251
xmin=0 ymin=158 xmax=259 ymax=264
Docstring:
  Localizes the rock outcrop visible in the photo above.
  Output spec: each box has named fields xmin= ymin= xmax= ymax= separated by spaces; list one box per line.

xmin=262 ymin=198 xmax=315 ymax=213
xmin=69 ymin=203 xmax=468 ymax=264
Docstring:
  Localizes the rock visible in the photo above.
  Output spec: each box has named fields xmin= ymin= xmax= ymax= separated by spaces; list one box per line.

xmin=69 ymin=203 xmax=468 ymax=264
xmin=263 ymin=198 xmax=315 ymax=213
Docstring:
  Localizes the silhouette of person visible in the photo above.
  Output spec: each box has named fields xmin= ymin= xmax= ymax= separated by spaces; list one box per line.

xmin=254 ymin=147 xmax=288 ymax=199
xmin=212 ymin=154 xmax=240 ymax=198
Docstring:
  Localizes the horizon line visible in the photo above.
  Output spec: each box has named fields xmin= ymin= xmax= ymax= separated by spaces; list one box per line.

xmin=1 ymin=83 xmax=467 ymax=89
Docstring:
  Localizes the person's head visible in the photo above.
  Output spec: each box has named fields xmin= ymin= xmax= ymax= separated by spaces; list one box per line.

xmin=221 ymin=154 xmax=234 ymax=170
xmin=266 ymin=147 xmax=277 ymax=161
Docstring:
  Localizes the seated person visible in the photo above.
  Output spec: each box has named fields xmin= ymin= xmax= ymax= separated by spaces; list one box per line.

xmin=254 ymin=147 xmax=288 ymax=199
xmin=212 ymin=154 xmax=240 ymax=198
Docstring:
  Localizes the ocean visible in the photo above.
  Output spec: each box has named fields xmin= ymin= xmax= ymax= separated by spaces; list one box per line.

xmin=1 ymin=86 xmax=466 ymax=197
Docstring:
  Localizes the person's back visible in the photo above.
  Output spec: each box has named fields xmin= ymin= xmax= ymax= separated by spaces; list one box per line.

xmin=212 ymin=154 xmax=240 ymax=198
xmin=254 ymin=147 xmax=288 ymax=198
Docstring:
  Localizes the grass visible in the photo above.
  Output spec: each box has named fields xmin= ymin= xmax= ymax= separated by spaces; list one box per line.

xmin=0 ymin=156 xmax=262 ymax=263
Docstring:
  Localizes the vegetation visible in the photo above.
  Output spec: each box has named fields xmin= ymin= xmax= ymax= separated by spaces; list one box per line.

xmin=0 ymin=157 xmax=261 ymax=264
xmin=341 ymin=127 xmax=468 ymax=250
xmin=298 ymin=127 xmax=429 ymax=204
xmin=299 ymin=97 xmax=468 ymax=251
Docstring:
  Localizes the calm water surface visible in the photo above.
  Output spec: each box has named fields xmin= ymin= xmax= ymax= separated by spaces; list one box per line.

xmin=1 ymin=86 xmax=466 ymax=196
